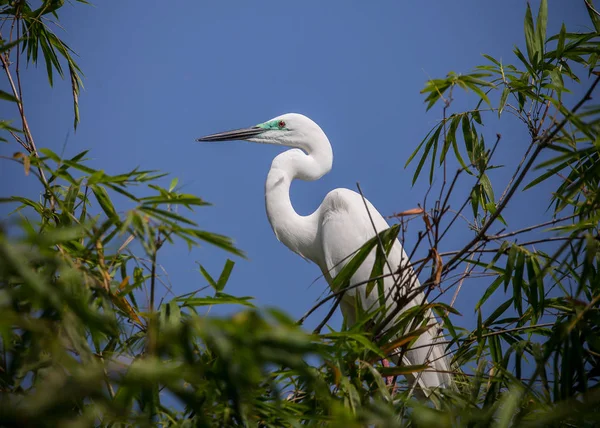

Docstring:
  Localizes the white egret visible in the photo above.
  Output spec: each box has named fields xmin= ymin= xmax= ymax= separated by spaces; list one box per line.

xmin=197 ymin=113 xmax=452 ymax=396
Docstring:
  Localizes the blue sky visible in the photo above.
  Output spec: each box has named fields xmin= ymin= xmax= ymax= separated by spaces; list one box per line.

xmin=0 ymin=1 xmax=590 ymax=334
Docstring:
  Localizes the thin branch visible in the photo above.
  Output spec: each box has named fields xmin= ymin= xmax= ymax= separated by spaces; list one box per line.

xmin=585 ymin=0 xmax=600 ymax=18
xmin=436 ymin=75 xmax=600 ymax=284
xmin=0 ymin=33 xmax=54 ymax=210
xmin=486 ymin=214 xmax=577 ymax=240
xmin=437 ymin=134 xmax=502 ymax=244
xmin=394 ymin=323 xmax=554 ymax=359
xmin=312 ymin=295 xmax=342 ymax=334
xmin=438 ymin=236 xmax=584 ymax=258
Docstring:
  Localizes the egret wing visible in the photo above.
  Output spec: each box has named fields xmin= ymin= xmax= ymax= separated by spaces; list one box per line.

xmin=318 ymin=188 xmax=452 ymax=394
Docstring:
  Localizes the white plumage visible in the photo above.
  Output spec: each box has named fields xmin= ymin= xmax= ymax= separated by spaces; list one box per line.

xmin=198 ymin=113 xmax=452 ymax=396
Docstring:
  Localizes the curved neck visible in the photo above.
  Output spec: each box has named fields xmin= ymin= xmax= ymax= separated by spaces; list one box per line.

xmin=265 ymin=137 xmax=332 ymax=264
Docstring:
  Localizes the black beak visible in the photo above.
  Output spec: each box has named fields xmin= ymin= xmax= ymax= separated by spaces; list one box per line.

xmin=196 ymin=126 xmax=266 ymax=142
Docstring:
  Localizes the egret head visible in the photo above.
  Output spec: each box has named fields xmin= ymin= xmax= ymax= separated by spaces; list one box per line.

xmin=196 ymin=113 xmax=326 ymax=151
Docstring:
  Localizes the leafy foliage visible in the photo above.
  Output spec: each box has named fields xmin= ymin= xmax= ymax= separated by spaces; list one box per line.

xmin=404 ymin=0 xmax=600 ymax=425
xmin=1 ymin=0 xmax=600 ymax=426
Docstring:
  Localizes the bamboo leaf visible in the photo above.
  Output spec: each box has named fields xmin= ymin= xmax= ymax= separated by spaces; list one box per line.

xmin=169 ymin=177 xmax=179 ymax=192
xmin=139 ymin=206 xmax=198 ymax=226
xmin=484 ymin=298 xmax=514 ymax=326
xmin=466 ymin=81 xmax=493 ymax=108
xmin=585 ymin=0 xmax=600 ymax=32
xmin=216 ymin=259 xmax=235 ymax=292
xmin=0 ymin=90 xmax=20 ymax=103
xmin=476 ymin=275 xmax=503 ymax=311
xmin=498 ymin=86 xmax=509 ymax=117
xmin=332 ymin=226 xmax=399 ymax=293
xmin=381 ymin=324 xmax=435 ymax=355
xmin=524 ymin=2 xmax=538 ymax=64
xmin=379 ymin=364 xmax=427 ymax=376
xmin=0 ymin=38 xmax=24 ymax=54
xmin=514 ymin=46 xmax=537 ymax=77
xmin=536 ymin=0 xmax=548 ymax=57
xmin=185 ymin=229 xmax=245 ymax=257
xmin=493 ymin=386 xmax=523 ymax=428
xmin=513 ymin=250 xmax=525 ymax=315
xmin=178 ymin=293 xmax=255 ymax=308
xmin=197 ymin=263 xmax=218 ymax=289
xmin=91 ymin=184 xmax=118 ymax=220
xmin=526 ymin=255 xmax=538 ymax=317
xmin=462 ymin=115 xmax=474 ymax=162
xmin=411 ymin=124 xmax=442 ymax=185
xmin=483 ymin=53 xmax=501 ymax=67
xmin=480 ymin=174 xmax=495 ymax=202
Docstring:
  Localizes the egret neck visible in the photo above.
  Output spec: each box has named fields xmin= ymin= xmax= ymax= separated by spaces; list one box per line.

xmin=265 ymin=136 xmax=333 ymax=264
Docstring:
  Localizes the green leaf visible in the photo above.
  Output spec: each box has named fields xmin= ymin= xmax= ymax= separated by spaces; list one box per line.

xmin=513 ymin=250 xmax=525 ymax=315
xmin=480 ymin=174 xmax=495 ymax=202
xmin=484 ymin=202 xmax=507 ymax=226
xmin=39 ymin=224 xmax=86 ymax=245
xmin=548 ymin=68 xmax=564 ymax=92
xmin=483 ymin=53 xmax=501 ymax=67
xmin=197 ymin=263 xmax=217 ymax=289
xmin=0 ymin=240 xmax=62 ymax=309
xmin=557 ymin=23 xmax=567 ymax=58
xmin=439 ymin=115 xmax=460 ymax=165
xmin=475 ymin=275 xmax=503 ymax=311
xmin=498 ymin=86 xmax=509 ymax=117
xmin=524 ymin=2 xmax=538 ymax=64
xmin=489 ymin=334 xmax=502 ymax=364
xmin=61 ymin=182 xmax=81 ymax=223
xmin=39 ymin=147 xmax=61 ymax=163
xmin=535 ymin=0 xmax=548 ymax=57
xmin=361 ymin=363 xmax=392 ymax=401
xmin=178 ymin=293 xmax=255 ymax=308
xmin=428 ymin=130 xmax=440 ymax=184
xmin=139 ymin=206 xmax=198 ymax=226
xmin=429 ymin=302 xmax=461 ymax=316
xmin=505 ymin=245 xmax=518 ymax=290
xmin=421 ymin=78 xmax=452 ymax=111
xmin=379 ymin=364 xmax=427 ymax=376
xmin=91 ymin=184 xmax=118 ymax=220
xmin=493 ymin=386 xmax=523 ymax=428
xmin=462 ymin=116 xmax=474 ymax=163
xmin=411 ymin=125 xmax=442 ymax=185
xmin=216 ymin=259 xmax=235 ymax=292
xmin=0 ymin=38 xmax=24 ymax=54
xmin=332 ymin=226 xmax=399 ymax=292
xmin=169 ymin=177 xmax=178 ymax=192
xmin=587 ymin=52 xmax=598 ymax=75
xmin=326 ymin=331 xmax=384 ymax=356
xmin=0 ymin=196 xmax=44 ymax=214
xmin=159 ymin=300 xmax=181 ymax=328
xmin=470 ymin=184 xmax=481 ymax=219
xmin=184 ymin=229 xmax=244 ymax=257
xmin=0 ymin=120 xmax=21 ymax=138
xmin=140 ymin=196 xmax=209 ymax=207
xmin=0 ymin=90 xmax=20 ymax=103
xmin=484 ymin=298 xmax=514 ymax=326
xmin=513 ymin=46 xmax=537 ymax=78
xmin=526 ymin=255 xmax=542 ymax=318
xmin=585 ymin=0 xmax=600 ymax=32
xmin=465 ymin=80 xmax=493 ymax=108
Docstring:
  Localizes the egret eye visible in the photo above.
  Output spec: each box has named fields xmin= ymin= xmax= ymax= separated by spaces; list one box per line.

xmin=278 ymin=120 xmax=286 ymax=129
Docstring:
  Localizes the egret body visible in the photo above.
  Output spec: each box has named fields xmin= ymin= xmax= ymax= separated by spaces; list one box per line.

xmin=197 ymin=113 xmax=452 ymax=396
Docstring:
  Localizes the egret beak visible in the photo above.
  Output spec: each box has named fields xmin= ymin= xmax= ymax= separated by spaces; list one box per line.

xmin=196 ymin=126 xmax=266 ymax=142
